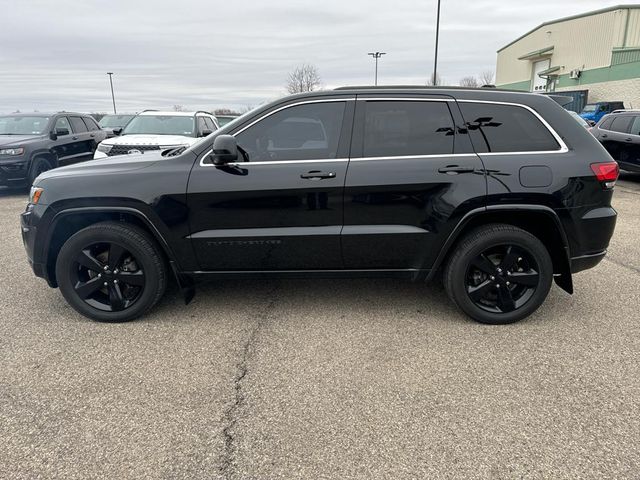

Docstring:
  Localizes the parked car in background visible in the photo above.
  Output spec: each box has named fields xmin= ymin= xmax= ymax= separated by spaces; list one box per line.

xmin=0 ymin=112 xmax=106 ymax=187
xmin=567 ymin=110 xmax=590 ymax=128
xmin=94 ymin=110 xmax=219 ymax=158
xmin=591 ymin=110 xmax=640 ymax=172
xmin=23 ymin=87 xmax=618 ymax=325
xmin=98 ymin=114 xmax=135 ymax=138
xmin=216 ymin=114 xmax=240 ymax=127
xmin=579 ymin=101 xmax=625 ymax=123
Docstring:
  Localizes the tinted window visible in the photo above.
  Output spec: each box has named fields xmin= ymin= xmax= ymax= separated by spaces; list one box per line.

xmin=630 ymin=116 xmax=640 ymax=136
xmin=459 ymin=102 xmax=560 ymax=153
xmin=236 ymin=102 xmax=345 ymax=161
xmin=362 ymin=101 xmax=454 ymax=157
xmin=599 ymin=116 xmax=614 ymax=130
xmin=54 ymin=117 xmax=71 ymax=134
xmin=204 ymin=117 xmax=216 ymax=131
xmin=611 ymin=116 xmax=633 ymax=134
xmin=197 ymin=117 xmax=208 ymax=135
xmin=70 ymin=116 xmax=88 ymax=133
xmin=82 ymin=117 xmax=100 ymax=131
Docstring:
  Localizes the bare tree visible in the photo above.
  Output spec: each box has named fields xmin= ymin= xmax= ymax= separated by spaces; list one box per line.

xmin=286 ymin=64 xmax=321 ymax=94
xmin=427 ymin=72 xmax=442 ymax=86
xmin=480 ymin=70 xmax=495 ymax=86
xmin=172 ymin=105 xmax=184 ymax=112
xmin=459 ymin=76 xmax=479 ymax=87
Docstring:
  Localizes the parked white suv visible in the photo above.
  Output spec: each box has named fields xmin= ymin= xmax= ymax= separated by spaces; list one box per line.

xmin=94 ymin=110 xmax=219 ymax=158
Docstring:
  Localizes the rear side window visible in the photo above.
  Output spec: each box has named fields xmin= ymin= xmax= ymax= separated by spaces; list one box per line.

xmin=610 ymin=116 xmax=633 ymax=134
xmin=459 ymin=102 xmax=560 ymax=153
xmin=70 ymin=116 xmax=88 ymax=133
xmin=82 ymin=117 xmax=100 ymax=131
xmin=204 ymin=117 xmax=216 ymax=131
xmin=362 ymin=101 xmax=454 ymax=157
xmin=630 ymin=116 xmax=640 ymax=136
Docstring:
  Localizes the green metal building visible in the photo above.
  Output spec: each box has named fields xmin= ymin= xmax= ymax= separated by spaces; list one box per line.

xmin=496 ymin=5 xmax=640 ymax=109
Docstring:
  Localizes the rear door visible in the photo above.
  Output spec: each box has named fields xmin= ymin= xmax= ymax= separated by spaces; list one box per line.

xmin=599 ymin=115 xmax=633 ymax=160
xmin=187 ymin=97 xmax=355 ymax=271
xmin=342 ymin=95 xmax=486 ymax=271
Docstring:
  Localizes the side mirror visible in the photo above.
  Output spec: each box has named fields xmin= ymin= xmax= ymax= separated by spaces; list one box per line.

xmin=49 ymin=131 xmax=57 ymax=141
xmin=200 ymin=129 xmax=213 ymax=138
xmin=55 ymin=127 xmax=70 ymax=136
xmin=112 ymin=128 xmax=122 ymax=136
xmin=209 ymin=135 xmax=238 ymax=165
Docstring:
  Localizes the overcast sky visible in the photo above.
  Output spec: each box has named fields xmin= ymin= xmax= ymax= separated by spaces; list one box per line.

xmin=0 ymin=0 xmax=627 ymax=113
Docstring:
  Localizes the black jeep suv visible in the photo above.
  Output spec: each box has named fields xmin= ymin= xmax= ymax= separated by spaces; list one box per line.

xmin=591 ymin=110 xmax=640 ymax=172
xmin=0 ymin=112 xmax=106 ymax=187
xmin=21 ymin=87 xmax=618 ymax=324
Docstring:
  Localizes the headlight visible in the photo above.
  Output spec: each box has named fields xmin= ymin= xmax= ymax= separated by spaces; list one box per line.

xmin=97 ymin=143 xmax=113 ymax=153
xmin=0 ymin=147 xmax=24 ymax=156
xmin=29 ymin=186 xmax=44 ymax=205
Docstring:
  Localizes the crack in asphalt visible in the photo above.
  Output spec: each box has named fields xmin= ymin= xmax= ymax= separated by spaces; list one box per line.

xmin=219 ymin=284 xmax=280 ymax=479
xmin=604 ymin=256 xmax=640 ymax=274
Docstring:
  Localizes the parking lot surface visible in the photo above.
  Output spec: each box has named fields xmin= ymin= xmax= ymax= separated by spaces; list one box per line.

xmin=1 ymin=175 xmax=639 ymax=479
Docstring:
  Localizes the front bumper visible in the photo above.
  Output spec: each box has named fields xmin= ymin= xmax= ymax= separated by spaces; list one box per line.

xmin=20 ymin=205 xmax=47 ymax=280
xmin=0 ymin=159 xmax=28 ymax=185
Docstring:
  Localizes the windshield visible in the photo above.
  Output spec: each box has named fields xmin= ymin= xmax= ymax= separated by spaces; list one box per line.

xmin=123 ymin=115 xmax=195 ymax=136
xmin=0 ymin=116 xmax=50 ymax=135
xmin=99 ymin=115 xmax=134 ymax=128
xmin=582 ymin=104 xmax=597 ymax=113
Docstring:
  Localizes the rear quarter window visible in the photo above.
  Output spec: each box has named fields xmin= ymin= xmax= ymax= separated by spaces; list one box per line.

xmin=610 ymin=115 xmax=633 ymax=133
xmin=459 ymin=102 xmax=560 ymax=153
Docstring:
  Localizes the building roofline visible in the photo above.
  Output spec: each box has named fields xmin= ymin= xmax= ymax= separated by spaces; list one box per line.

xmin=497 ymin=4 xmax=640 ymax=53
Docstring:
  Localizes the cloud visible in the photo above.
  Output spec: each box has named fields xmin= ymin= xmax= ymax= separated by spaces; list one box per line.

xmin=0 ymin=0 xmax=626 ymax=113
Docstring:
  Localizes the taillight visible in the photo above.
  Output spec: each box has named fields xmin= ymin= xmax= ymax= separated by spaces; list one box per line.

xmin=590 ymin=161 xmax=619 ymax=189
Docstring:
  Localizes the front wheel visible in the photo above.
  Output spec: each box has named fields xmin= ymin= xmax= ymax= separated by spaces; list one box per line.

xmin=444 ymin=224 xmax=553 ymax=324
xmin=56 ymin=222 xmax=167 ymax=322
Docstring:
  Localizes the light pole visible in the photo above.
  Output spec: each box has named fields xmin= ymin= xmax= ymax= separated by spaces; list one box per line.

xmin=367 ymin=52 xmax=386 ymax=86
xmin=432 ymin=0 xmax=441 ymax=85
xmin=107 ymin=72 xmax=117 ymax=114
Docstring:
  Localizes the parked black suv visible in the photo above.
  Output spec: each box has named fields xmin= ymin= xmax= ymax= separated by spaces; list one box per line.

xmin=0 ymin=112 xmax=106 ymax=187
xmin=21 ymin=87 xmax=618 ymax=324
xmin=591 ymin=110 xmax=640 ymax=172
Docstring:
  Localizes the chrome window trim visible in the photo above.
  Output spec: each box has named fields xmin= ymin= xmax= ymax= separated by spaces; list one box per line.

xmin=199 ymin=98 xmax=354 ymax=167
xmin=225 ymin=158 xmax=349 ymax=166
xmin=350 ymin=153 xmax=477 ymax=162
xmin=355 ymin=97 xmax=454 ymax=102
xmin=456 ymin=99 xmax=569 ymax=154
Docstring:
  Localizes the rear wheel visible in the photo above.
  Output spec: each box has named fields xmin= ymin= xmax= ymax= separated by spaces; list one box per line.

xmin=56 ymin=222 xmax=167 ymax=322
xmin=444 ymin=224 xmax=553 ymax=324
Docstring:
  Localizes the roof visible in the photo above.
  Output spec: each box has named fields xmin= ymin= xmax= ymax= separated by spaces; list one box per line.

xmin=138 ymin=110 xmax=212 ymax=116
xmin=498 ymin=4 xmax=640 ymax=52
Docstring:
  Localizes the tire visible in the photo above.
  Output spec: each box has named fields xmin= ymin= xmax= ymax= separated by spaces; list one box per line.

xmin=28 ymin=157 xmax=52 ymax=186
xmin=443 ymin=224 xmax=553 ymax=325
xmin=55 ymin=221 xmax=167 ymax=322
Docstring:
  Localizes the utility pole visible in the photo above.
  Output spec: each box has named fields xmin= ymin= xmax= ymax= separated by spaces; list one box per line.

xmin=432 ymin=0 xmax=441 ymax=85
xmin=107 ymin=72 xmax=117 ymax=114
xmin=367 ymin=52 xmax=386 ymax=86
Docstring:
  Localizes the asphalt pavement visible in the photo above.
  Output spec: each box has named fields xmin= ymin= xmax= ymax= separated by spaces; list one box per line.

xmin=1 ymin=174 xmax=639 ymax=479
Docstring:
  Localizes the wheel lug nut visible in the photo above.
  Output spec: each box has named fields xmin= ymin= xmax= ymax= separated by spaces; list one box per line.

xmin=103 ymin=266 xmax=108 ymax=271
xmin=506 ymin=281 xmax=510 ymax=286
xmin=114 ymin=279 xmax=119 ymax=284
xmin=103 ymin=282 xmax=108 ymax=286
xmin=97 ymin=273 xmax=102 ymax=278
xmin=490 ymin=275 xmax=495 ymax=281
xmin=517 ymin=257 xmax=522 ymax=262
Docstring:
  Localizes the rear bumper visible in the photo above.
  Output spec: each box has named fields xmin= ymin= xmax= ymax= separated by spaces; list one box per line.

xmin=571 ymin=250 xmax=606 ymax=273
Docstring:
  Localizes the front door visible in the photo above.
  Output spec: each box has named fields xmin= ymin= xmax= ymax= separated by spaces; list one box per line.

xmin=187 ymin=98 xmax=354 ymax=271
xmin=50 ymin=116 xmax=76 ymax=162
xmin=342 ymin=95 xmax=487 ymax=271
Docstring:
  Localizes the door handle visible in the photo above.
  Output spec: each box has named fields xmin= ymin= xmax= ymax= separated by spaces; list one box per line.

xmin=438 ymin=165 xmax=476 ymax=175
xmin=625 ymin=137 xmax=632 ymax=142
xmin=90 ymin=134 xmax=95 ymax=138
xmin=72 ymin=136 xmax=78 ymax=140
xmin=300 ymin=171 xmax=336 ymax=180
xmin=601 ymin=134 xmax=608 ymax=138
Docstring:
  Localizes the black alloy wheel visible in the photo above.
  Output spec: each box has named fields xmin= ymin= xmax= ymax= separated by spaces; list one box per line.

xmin=444 ymin=224 xmax=553 ymax=324
xmin=465 ymin=245 xmax=540 ymax=314
xmin=71 ymin=242 xmax=146 ymax=312
xmin=56 ymin=222 xmax=166 ymax=322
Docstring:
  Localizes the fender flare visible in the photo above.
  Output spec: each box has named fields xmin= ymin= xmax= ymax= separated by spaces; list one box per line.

xmin=427 ymin=204 xmax=573 ymax=293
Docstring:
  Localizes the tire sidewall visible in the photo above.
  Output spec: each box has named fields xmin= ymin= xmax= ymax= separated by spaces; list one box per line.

xmin=28 ymin=157 xmax=52 ymax=185
xmin=449 ymin=229 xmax=553 ymax=324
xmin=56 ymin=225 xmax=163 ymax=322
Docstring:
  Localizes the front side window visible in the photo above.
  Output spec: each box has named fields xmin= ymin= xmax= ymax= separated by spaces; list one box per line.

xmin=611 ymin=115 xmax=633 ymax=134
xmin=0 ymin=116 xmax=50 ymax=135
xmin=459 ymin=102 xmax=560 ymax=153
xmin=236 ymin=102 xmax=345 ymax=161
xmin=123 ymin=115 xmax=195 ymax=136
xmin=362 ymin=101 xmax=455 ymax=157
xmin=54 ymin=117 xmax=71 ymax=134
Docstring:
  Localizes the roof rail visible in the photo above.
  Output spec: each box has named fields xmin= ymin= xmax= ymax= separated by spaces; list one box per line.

xmin=612 ymin=109 xmax=639 ymax=113
xmin=139 ymin=109 xmax=158 ymax=113
xmin=193 ymin=110 xmax=212 ymax=117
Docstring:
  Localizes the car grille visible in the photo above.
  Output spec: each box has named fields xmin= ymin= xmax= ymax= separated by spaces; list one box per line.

xmin=107 ymin=145 xmax=162 ymax=157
